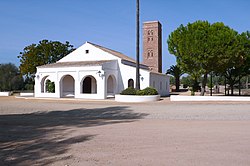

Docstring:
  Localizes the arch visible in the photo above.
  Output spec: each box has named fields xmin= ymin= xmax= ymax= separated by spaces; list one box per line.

xmin=40 ymin=75 xmax=49 ymax=93
xmin=81 ymin=76 xmax=97 ymax=94
xmin=61 ymin=75 xmax=75 ymax=97
xmin=128 ymin=79 xmax=134 ymax=88
xmin=107 ymin=75 xmax=116 ymax=94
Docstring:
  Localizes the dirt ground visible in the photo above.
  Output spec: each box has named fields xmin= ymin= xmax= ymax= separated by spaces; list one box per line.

xmin=0 ymin=97 xmax=250 ymax=166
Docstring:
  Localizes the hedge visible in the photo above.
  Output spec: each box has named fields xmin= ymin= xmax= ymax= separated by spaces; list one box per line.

xmin=120 ymin=87 xmax=158 ymax=95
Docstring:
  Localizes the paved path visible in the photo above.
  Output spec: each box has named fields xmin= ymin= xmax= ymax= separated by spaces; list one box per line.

xmin=0 ymin=97 xmax=250 ymax=166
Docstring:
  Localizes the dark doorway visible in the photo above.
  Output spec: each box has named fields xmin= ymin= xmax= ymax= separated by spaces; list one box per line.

xmin=83 ymin=77 xmax=91 ymax=93
xmin=128 ymin=79 xmax=134 ymax=88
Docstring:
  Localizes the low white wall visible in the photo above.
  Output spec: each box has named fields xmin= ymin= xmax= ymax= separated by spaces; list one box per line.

xmin=170 ymin=95 xmax=250 ymax=101
xmin=77 ymin=94 xmax=105 ymax=99
xmin=115 ymin=94 xmax=160 ymax=102
xmin=0 ymin=92 xmax=11 ymax=96
xmin=20 ymin=93 xmax=34 ymax=97
xmin=35 ymin=93 xmax=58 ymax=98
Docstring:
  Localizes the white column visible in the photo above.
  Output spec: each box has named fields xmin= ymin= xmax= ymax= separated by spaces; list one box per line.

xmin=74 ymin=71 xmax=80 ymax=98
xmin=97 ymin=74 xmax=106 ymax=99
xmin=34 ymin=74 xmax=40 ymax=97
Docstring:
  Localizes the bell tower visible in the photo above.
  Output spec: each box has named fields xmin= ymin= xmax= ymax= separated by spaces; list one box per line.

xmin=143 ymin=21 xmax=162 ymax=73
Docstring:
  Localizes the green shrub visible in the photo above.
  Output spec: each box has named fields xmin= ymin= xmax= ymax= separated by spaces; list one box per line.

xmin=142 ymin=87 xmax=158 ymax=95
xmin=136 ymin=90 xmax=145 ymax=95
xmin=121 ymin=86 xmax=158 ymax=95
xmin=24 ymin=84 xmax=34 ymax=90
xmin=120 ymin=87 xmax=137 ymax=95
xmin=45 ymin=80 xmax=55 ymax=93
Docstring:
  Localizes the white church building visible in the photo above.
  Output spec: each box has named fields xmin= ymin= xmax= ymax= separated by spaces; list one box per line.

xmin=34 ymin=21 xmax=170 ymax=99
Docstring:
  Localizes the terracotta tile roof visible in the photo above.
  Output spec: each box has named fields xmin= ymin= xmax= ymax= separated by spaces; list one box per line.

xmin=38 ymin=60 xmax=112 ymax=68
xmin=87 ymin=42 xmax=136 ymax=63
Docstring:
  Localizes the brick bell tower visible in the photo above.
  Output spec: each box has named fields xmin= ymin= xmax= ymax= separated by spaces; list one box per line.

xmin=143 ymin=21 xmax=162 ymax=73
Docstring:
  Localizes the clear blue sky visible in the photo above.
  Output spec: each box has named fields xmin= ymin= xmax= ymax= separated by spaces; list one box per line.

xmin=0 ymin=0 xmax=249 ymax=72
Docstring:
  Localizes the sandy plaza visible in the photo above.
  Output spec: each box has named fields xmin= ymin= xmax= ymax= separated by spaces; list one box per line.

xmin=0 ymin=96 xmax=250 ymax=166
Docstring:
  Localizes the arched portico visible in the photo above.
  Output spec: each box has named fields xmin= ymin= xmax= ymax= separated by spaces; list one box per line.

xmin=107 ymin=75 xmax=116 ymax=96
xmin=60 ymin=75 xmax=75 ymax=97
xmin=81 ymin=76 xmax=97 ymax=94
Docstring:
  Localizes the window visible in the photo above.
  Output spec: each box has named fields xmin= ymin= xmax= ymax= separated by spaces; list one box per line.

xmin=85 ymin=50 xmax=89 ymax=54
xmin=148 ymin=30 xmax=151 ymax=35
xmin=147 ymin=49 xmax=153 ymax=58
xmin=148 ymin=37 xmax=150 ymax=42
xmin=148 ymin=30 xmax=154 ymax=36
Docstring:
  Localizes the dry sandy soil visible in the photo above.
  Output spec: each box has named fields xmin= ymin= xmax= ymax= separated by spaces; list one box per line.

xmin=0 ymin=96 xmax=250 ymax=166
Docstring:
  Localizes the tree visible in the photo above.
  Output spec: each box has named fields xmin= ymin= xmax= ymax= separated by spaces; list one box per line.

xmin=18 ymin=40 xmax=75 ymax=80
xmin=180 ymin=75 xmax=192 ymax=88
xmin=23 ymin=77 xmax=34 ymax=90
xmin=182 ymin=74 xmax=201 ymax=95
xmin=0 ymin=63 xmax=24 ymax=91
xmin=223 ymin=31 xmax=250 ymax=95
xmin=168 ymin=21 xmax=240 ymax=95
xmin=166 ymin=65 xmax=183 ymax=91
xmin=45 ymin=80 xmax=55 ymax=93
xmin=169 ymin=76 xmax=175 ymax=86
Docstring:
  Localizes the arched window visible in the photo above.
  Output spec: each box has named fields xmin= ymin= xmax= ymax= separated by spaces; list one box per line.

xmin=147 ymin=51 xmax=150 ymax=58
xmin=151 ymin=51 xmax=154 ymax=57
xmin=151 ymin=30 xmax=154 ymax=35
xmin=147 ymin=49 xmax=154 ymax=58
xmin=128 ymin=79 xmax=134 ymax=88
xmin=148 ymin=30 xmax=151 ymax=35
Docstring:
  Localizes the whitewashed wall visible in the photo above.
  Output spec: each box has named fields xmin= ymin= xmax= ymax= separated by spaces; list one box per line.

xmin=58 ymin=42 xmax=120 ymax=62
xmin=118 ymin=59 xmax=150 ymax=93
xmin=149 ymin=73 xmax=170 ymax=96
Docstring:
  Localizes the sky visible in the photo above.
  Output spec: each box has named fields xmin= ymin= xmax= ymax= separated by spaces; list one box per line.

xmin=0 ymin=0 xmax=249 ymax=72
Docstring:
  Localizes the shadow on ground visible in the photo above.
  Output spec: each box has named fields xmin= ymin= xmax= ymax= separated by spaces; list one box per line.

xmin=0 ymin=106 xmax=148 ymax=165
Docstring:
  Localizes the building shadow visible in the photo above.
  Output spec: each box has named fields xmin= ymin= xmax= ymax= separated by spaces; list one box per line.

xmin=0 ymin=106 xmax=148 ymax=165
